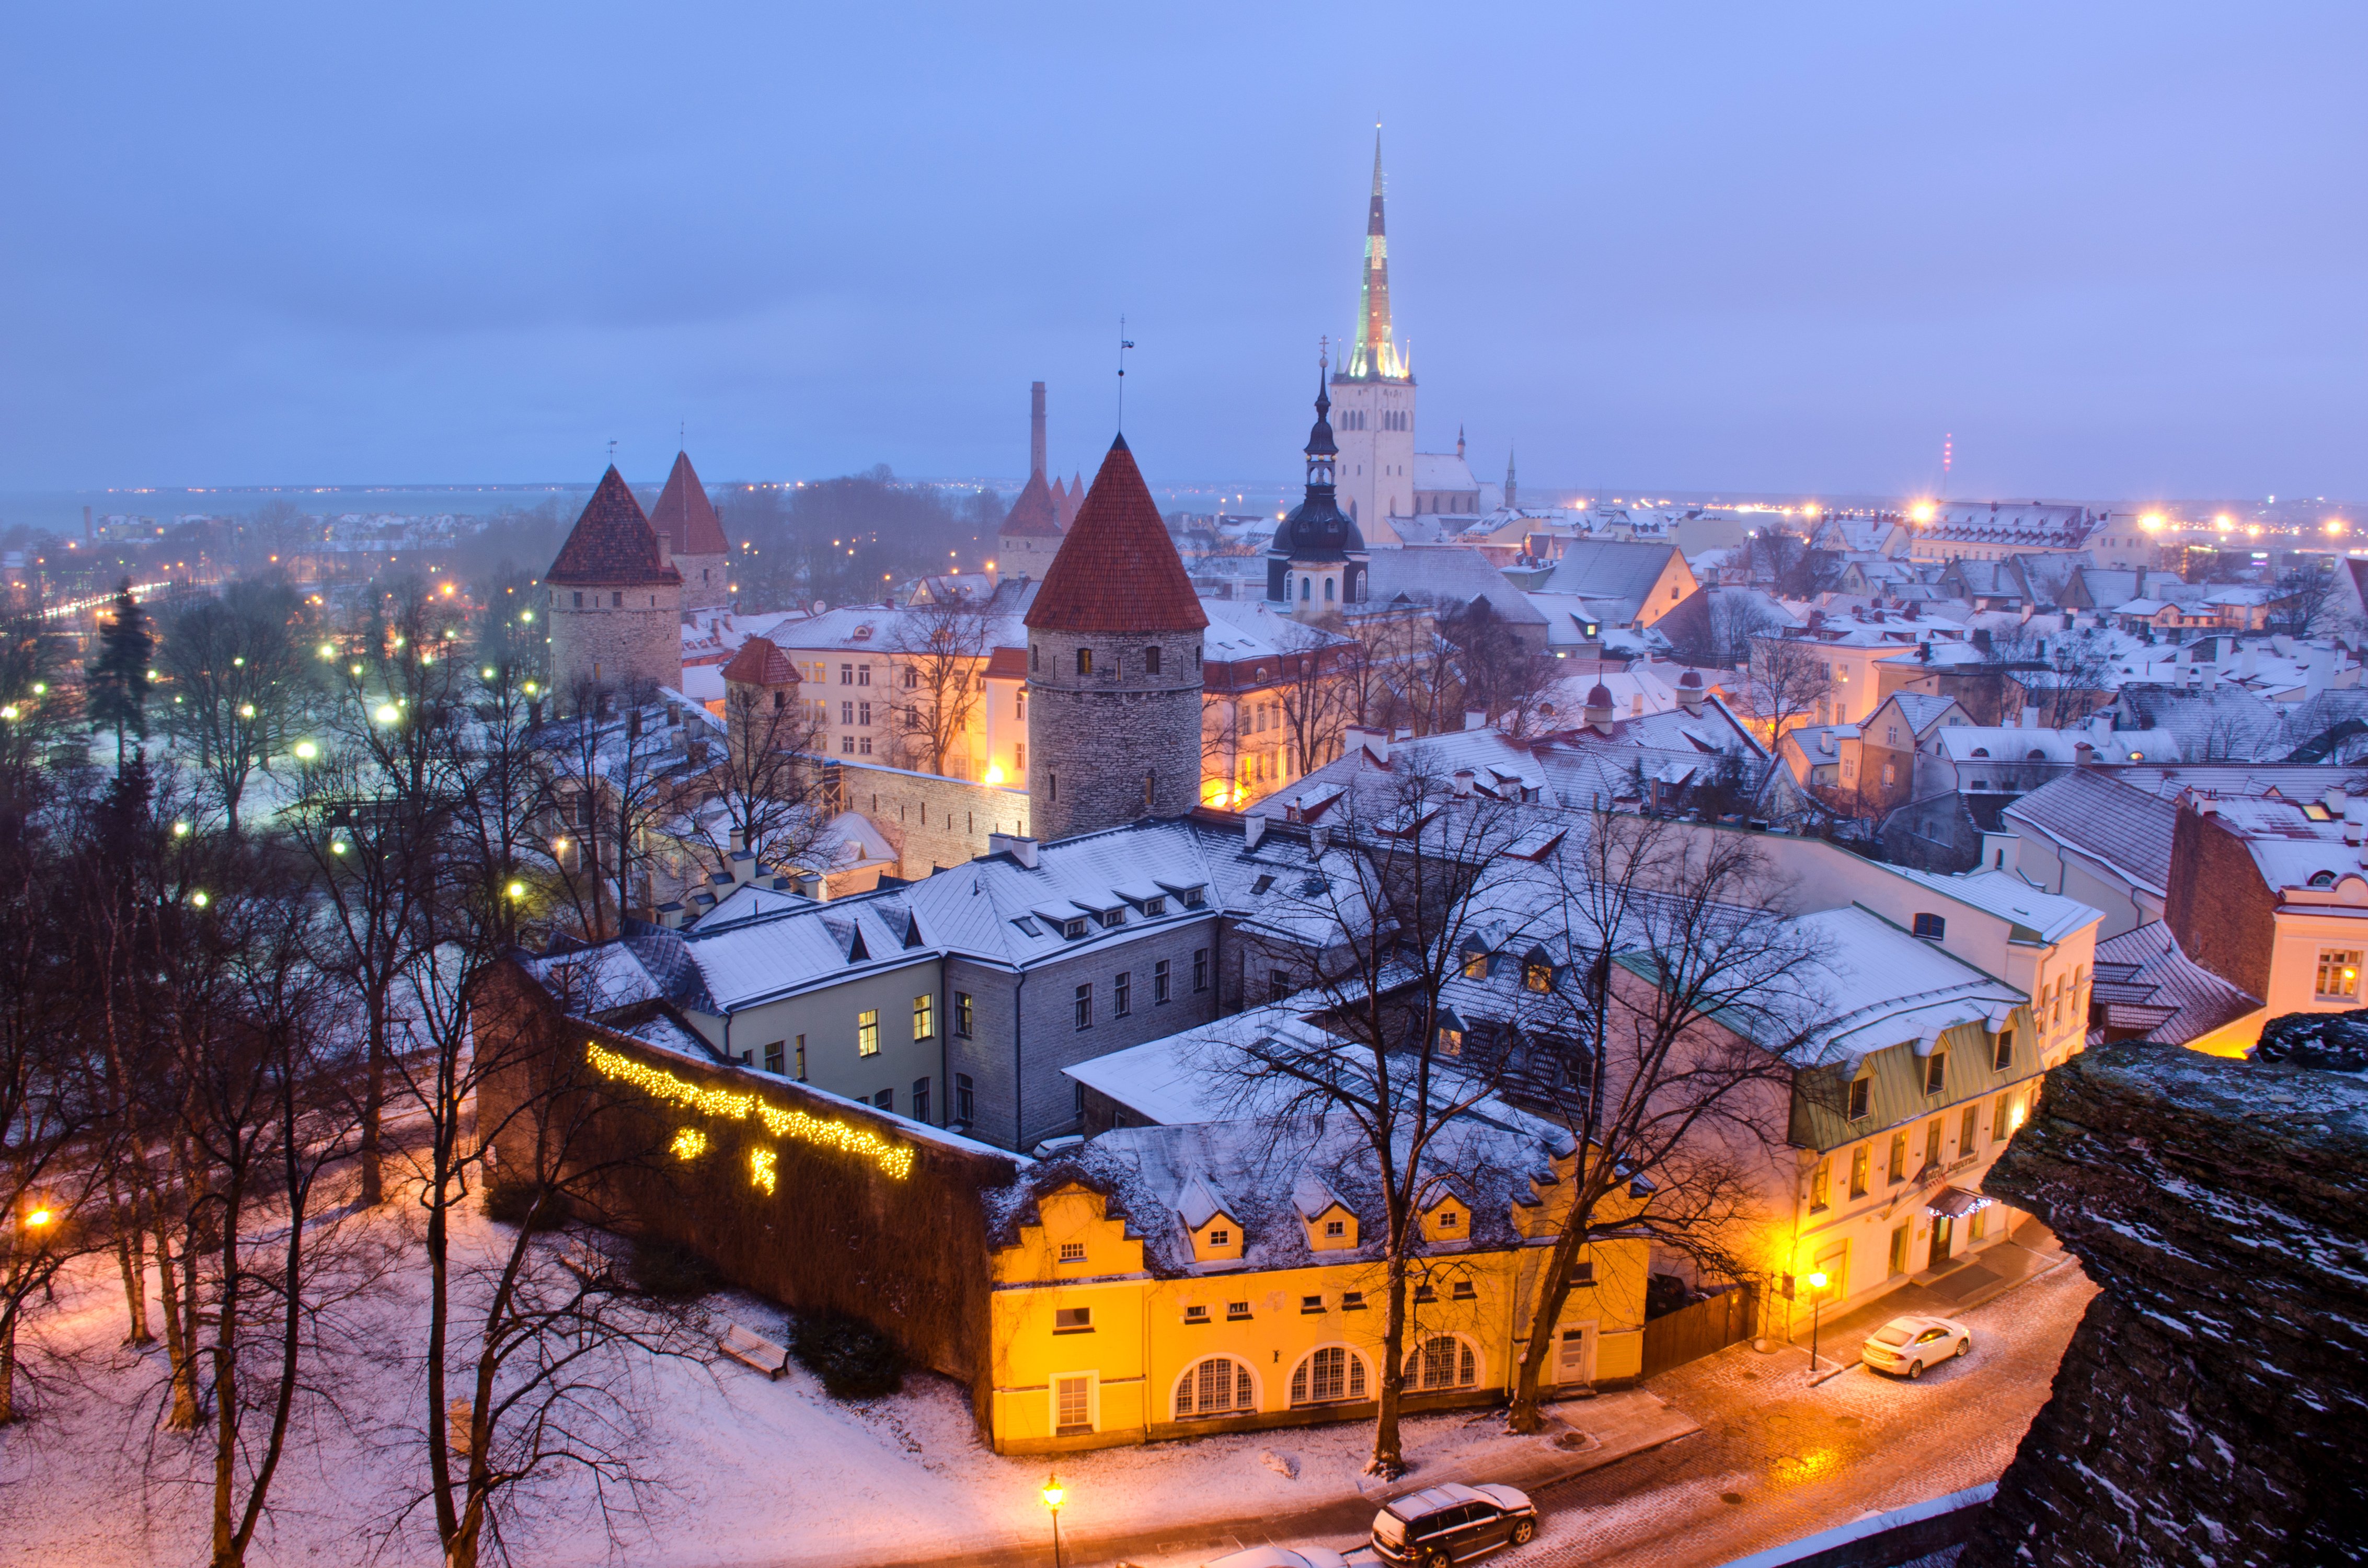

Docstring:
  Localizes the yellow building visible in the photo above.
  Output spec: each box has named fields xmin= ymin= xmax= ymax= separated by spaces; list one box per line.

xmin=981 ymin=1119 xmax=1650 ymax=1454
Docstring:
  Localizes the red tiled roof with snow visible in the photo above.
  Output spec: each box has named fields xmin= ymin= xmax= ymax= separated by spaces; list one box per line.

xmin=985 ymin=645 xmax=1030 ymax=681
xmin=998 ymin=469 xmax=1064 ymax=538
xmin=545 ymin=467 xmax=684 ymax=588
xmin=721 ymin=635 xmax=799 ymax=687
xmin=650 ymin=450 xmax=730 ymax=556
xmin=1025 ymin=436 xmax=1209 ymax=634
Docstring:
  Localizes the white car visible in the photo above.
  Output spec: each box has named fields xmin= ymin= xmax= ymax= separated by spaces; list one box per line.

xmin=1201 ymin=1551 xmax=1352 ymax=1568
xmin=1861 ymin=1315 xmax=1971 ymax=1379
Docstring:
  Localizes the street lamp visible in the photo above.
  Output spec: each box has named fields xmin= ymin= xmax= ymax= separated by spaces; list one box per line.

xmin=1040 ymin=1472 xmax=1065 ymax=1568
xmin=1806 ymin=1270 xmax=1830 ymax=1379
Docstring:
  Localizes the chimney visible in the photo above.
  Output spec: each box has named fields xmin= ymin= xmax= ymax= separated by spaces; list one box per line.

xmin=1677 ymin=670 xmax=1705 ymax=716
xmin=729 ymin=827 xmax=746 ymax=855
xmin=988 ymin=832 xmax=1040 ymax=869
xmin=1243 ymin=815 xmax=1267 ymax=852
xmin=655 ymin=902 xmax=685 ymax=929
xmin=2019 ymin=705 xmax=2039 ymax=729
xmin=1344 ymin=725 xmax=1389 ymax=765
xmin=2074 ymin=741 xmax=2095 ymax=766
xmin=730 ymin=849 xmax=756 ymax=885
xmin=1452 ymin=768 xmax=1476 ymax=797
xmin=2239 ymin=642 xmax=2258 ymax=678
xmin=2345 ymin=801 xmax=2367 ymax=847
xmin=2324 ymin=786 xmax=2348 ymax=817
xmin=1029 ymin=381 xmax=1047 ymax=479
xmin=1465 ymin=709 xmax=1487 ymax=731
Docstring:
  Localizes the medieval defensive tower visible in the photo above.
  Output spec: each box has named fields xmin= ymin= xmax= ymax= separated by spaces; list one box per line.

xmin=543 ymin=465 xmax=684 ymax=708
xmin=1023 ymin=434 xmax=1208 ymax=840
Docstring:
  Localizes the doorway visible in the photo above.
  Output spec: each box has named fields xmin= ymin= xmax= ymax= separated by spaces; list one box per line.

xmin=1927 ymin=1215 xmax=1954 ymax=1271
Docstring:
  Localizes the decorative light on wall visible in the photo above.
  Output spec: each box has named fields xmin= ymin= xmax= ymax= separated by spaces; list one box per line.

xmin=750 ymin=1148 xmax=777 ymax=1195
xmin=585 ymin=1042 xmax=915 ymax=1180
xmin=672 ymin=1128 xmax=708 ymax=1161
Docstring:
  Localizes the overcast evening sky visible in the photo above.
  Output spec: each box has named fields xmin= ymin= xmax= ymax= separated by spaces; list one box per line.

xmin=2 ymin=4 xmax=2363 ymax=503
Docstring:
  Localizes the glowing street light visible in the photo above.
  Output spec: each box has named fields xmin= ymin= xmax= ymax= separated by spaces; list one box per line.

xmin=319 ymin=643 xmax=336 ymax=660
xmin=505 ymin=881 xmax=526 ymax=901
xmin=172 ymin=821 xmax=191 ymax=837
xmin=1806 ymin=1269 xmax=1831 ymax=1380
xmin=1040 ymin=1473 xmax=1066 ymax=1568
xmin=190 ymin=891 xmax=210 ymax=908
xmin=294 ymin=741 xmax=318 ymax=760
xmin=375 ymin=704 xmax=400 ymax=724
xmin=1907 ymin=502 xmax=1934 ymax=524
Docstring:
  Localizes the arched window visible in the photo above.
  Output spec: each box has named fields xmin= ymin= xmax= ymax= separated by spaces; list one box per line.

xmin=1144 ymin=645 xmax=1162 ymax=675
xmin=1325 ymin=577 xmax=1336 ymax=602
xmin=1174 ymin=1356 xmax=1255 ymax=1419
xmin=1077 ymin=648 xmax=1094 ymax=676
xmin=1288 ymin=1345 xmax=1369 ymax=1406
xmin=1144 ymin=770 xmax=1156 ymax=809
xmin=1031 ymin=644 xmax=1039 ymax=671
xmin=1404 ymin=1335 xmax=1479 ymax=1392
xmin=1301 ymin=578 xmax=1312 ymax=601
xmin=773 ymin=689 xmax=786 ymax=710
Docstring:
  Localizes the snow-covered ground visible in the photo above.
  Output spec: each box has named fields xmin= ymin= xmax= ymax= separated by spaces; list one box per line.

xmin=0 ymin=1203 xmax=1566 ymax=1567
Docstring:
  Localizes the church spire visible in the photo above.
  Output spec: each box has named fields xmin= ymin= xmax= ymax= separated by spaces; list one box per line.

xmin=1304 ymin=357 xmax=1338 ymax=490
xmin=1505 ymin=447 xmax=1519 ymax=511
xmin=1348 ymin=129 xmax=1406 ymax=382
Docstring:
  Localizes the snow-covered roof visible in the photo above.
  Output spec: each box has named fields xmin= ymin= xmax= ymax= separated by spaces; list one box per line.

xmin=2003 ymin=770 xmax=2179 ymax=897
xmin=1882 ymin=867 xmax=2101 ymax=946
xmin=1745 ymin=906 xmax=2026 ymax=1069
xmin=1927 ymin=727 xmax=2182 ymax=765
xmin=2090 ymin=921 xmax=2260 ymax=1045
xmin=1413 ymin=452 xmax=1479 ymax=493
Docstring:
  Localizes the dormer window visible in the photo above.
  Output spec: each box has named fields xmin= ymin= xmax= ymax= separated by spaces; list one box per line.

xmin=1462 ymin=947 xmax=1489 ymax=979
xmin=1324 ymin=1218 xmax=1345 ymax=1238
xmin=1142 ymin=897 xmax=1167 ymax=916
xmin=1523 ymin=955 xmax=1554 ymax=993
xmin=1912 ymin=913 xmax=1946 ymax=940
xmin=2310 ymin=870 xmax=2338 ymax=888
xmin=1181 ymin=886 xmax=1205 ymax=908
xmin=1438 ymin=1210 xmax=1459 ymax=1230
xmin=1207 ymin=1227 xmax=1229 ymax=1247
xmin=1097 ymin=908 xmax=1125 ymax=928
xmin=1061 ymin=918 xmax=1089 ymax=940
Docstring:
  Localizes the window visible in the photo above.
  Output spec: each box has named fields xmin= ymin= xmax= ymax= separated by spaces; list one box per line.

xmin=1960 ymin=1102 xmax=1979 ymax=1154
xmin=1142 ymin=896 xmax=1166 ymax=916
xmin=611 ymin=591 xmax=623 ymax=607
xmin=571 ymin=591 xmax=583 ymax=608
xmin=1888 ymin=1130 xmax=1908 ymax=1183
xmin=1810 ymin=1158 xmax=1831 ymax=1210
xmin=1193 ymin=948 xmax=1209 ymax=991
xmin=1913 ymin=913 xmax=1946 ymax=940
xmin=1143 ymin=770 xmax=1155 ymax=810
xmin=858 ymin=735 xmax=872 ymax=755
xmin=1524 ymin=956 xmax=1553 ymax=993
xmin=1053 ymin=1307 xmax=1091 ymax=1333
xmin=1437 ymin=1027 xmax=1463 ymax=1056
xmin=1324 ymin=1218 xmax=1346 ymax=1238
xmin=1154 ymin=959 xmax=1171 ymax=1003
xmin=874 ymin=1088 xmax=893 ymax=1112
xmin=857 ymin=665 xmax=870 ymax=687
xmin=1451 ymin=1280 xmax=1477 ymax=1301
xmin=1074 ymin=984 xmax=1094 ymax=1030
xmin=1436 ymin=1208 xmax=1459 ymax=1230
xmin=1889 ymin=1223 xmax=1911 ymax=1277
xmin=955 ymin=1073 xmax=974 ymax=1124
xmin=1113 ymin=971 xmax=1131 ymax=1017
xmin=1404 ymin=1337 xmax=1479 ymax=1391
xmin=1061 ymin=916 xmax=1088 ymax=939
xmin=1226 ymin=1301 xmax=1251 ymax=1321
xmin=1030 ymin=644 xmax=1039 ymax=671
xmin=1174 ymin=1357 xmax=1254 ymax=1418
xmin=1144 ymin=645 xmax=1162 ymax=675
xmin=857 ymin=1009 xmax=879 ymax=1057
xmin=912 ymin=1077 xmax=930 ymax=1124
xmin=1993 ymin=1029 xmax=2014 ymax=1071
xmin=1269 ymin=967 xmax=1290 ymax=1002
xmin=857 ymin=700 xmax=872 ymax=727
xmin=1301 ymin=1294 xmax=1325 ymax=1314
xmin=1993 ymin=1092 xmax=2013 ymax=1140
xmin=955 ymin=991 xmax=973 ymax=1037
xmin=1847 ymin=1076 xmax=1871 ymax=1121
xmin=1341 ymin=1290 xmax=1366 ymax=1310
xmin=1568 ymin=1259 xmax=1595 ymax=1287
xmin=2317 ymin=949 xmax=2362 ymax=1000
xmin=913 ymin=994 xmax=934 ymax=1040
xmin=1015 ymin=742 xmax=1026 ymax=771
xmin=1413 ymin=1283 xmax=1438 ymax=1303
xmin=1205 ymin=1227 xmax=1229 ymax=1247
xmin=795 ymin=1035 xmax=807 ymax=1081
xmin=840 ymin=663 xmax=853 ymax=685
xmin=1097 ymin=907 xmax=1125 ymax=929
xmin=1923 ymin=1117 xmax=1942 ymax=1167
xmin=1058 ymin=1242 xmax=1086 ymax=1264
xmin=1053 ymin=1375 xmax=1091 ymax=1434
xmin=764 ymin=1040 xmax=784 ymax=1075
xmin=1183 ymin=1305 xmax=1209 ymax=1324
xmin=1462 ymin=948 xmax=1489 ymax=979
xmin=1290 ymin=1346 xmax=1367 ymax=1405
xmin=1076 ymin=648 xmax=1094 ymax=676
xmin=1924 ymin=1051 xmax=1947 ymax=1096
xmin=1850 ymin=1143 xmax=1870 ymax=1199
xmin=901 ymin=664 xmax=916 ymax=689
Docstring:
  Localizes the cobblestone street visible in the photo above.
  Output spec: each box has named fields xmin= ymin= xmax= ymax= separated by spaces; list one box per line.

xmin=1503 ymin=1243 xmax=2097 ymax=1568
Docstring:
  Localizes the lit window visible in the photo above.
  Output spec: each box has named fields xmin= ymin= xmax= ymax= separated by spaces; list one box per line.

xmin=1847 ymin=1077 xmax=1871 ymax=1121
xmin=912 ymin=994 xmax=933 ymax=1040
xmin=2317 ymin=949 xmax=2362 ymax=1000
xmin=857 ymin=1009 xmax=879 ymax=1057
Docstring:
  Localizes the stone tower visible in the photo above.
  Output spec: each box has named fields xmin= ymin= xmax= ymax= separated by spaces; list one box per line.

xmin=650 ymin=450 xmax=732 ymax=619
xmin=719 ymin=634 xmax=801 ymax=770
xmin=997 ymin=382 xmax=1065 ymax=574
xmin=1330 ymin=131 xmax=1415 ymax=544
xmin=1268 ymin=367 xmax=1368 ymax=620
xmin=543 ymin=466 xmax=683 ymax=708
xmin=1024 ymin=434 xmax=1208 ymax=840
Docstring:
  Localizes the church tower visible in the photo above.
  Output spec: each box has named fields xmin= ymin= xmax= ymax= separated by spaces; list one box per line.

xmin=996 ymin=381 xmax=1065 ymax=574
xmin=649 ymin=449 xmax=732 ymax=620
xmin=1267 ymin=366 xmax=1368 ymax=620
xmin=543 ymin=466 xmax=684 ymax=708
xmin=1330 ymin=131 xmax=1415 ymax=545
xmin=1024 ymin=434 xmax=1208 ymax=840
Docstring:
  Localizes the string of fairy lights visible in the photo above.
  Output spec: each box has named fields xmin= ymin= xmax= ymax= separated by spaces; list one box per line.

xmin=586 ymin=1042 xmax=917 ymax=1182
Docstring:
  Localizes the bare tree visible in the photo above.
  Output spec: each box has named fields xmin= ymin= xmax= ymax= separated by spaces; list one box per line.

xmin=1213 ymin=759 xmax=1542 ymax=1476
xmin=888 ymin=594 xmax=997 ymax=777
xmin=158 ymin=579 xmax=312 ymax=832
xmin=1994 ymin=623 xmax=2114 ymax=728
xmin=1744 ymin=632 xmax=1835 ymax=742
xmin=687 ymin=684 xmax=832 ymax=878
xmin=1272 ymin=622 xmax=1359 ymax=781
xmin=2269 ymin=567 xmax=2339 ymax=640
xmin=1503 ymin=811 xmax=1825 ymax=1429
xmin=534 ymin=678 xmax=676 ymax=939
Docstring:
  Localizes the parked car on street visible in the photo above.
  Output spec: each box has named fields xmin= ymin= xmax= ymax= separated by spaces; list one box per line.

xmin=1202 ymin=1550 xmax=1352 ymax=1568
xmin=1203 ymin=1544 xmax=1354 ymax=1568
xmin=1371 ymin=1482 xmax=1538 ymax=1565
xmin=1861 ymin=1315 xmax=1972 ymax=1379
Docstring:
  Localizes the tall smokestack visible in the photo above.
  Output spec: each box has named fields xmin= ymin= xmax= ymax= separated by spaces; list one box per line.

xmin=1029 ymin=381 xmax=1047 ymax=480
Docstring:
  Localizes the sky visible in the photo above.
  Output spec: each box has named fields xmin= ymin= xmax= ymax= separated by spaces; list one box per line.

xmin=3 ymin=3 xmax=2363 ymax=503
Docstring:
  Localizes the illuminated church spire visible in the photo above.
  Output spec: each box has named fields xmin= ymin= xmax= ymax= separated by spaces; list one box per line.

xmin=1347 ymin=129 xmax=1406 ymax=382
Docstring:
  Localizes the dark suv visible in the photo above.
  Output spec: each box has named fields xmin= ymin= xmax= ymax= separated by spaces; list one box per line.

xmin=1371 ymin=1483 xmax=1539 ymax=1565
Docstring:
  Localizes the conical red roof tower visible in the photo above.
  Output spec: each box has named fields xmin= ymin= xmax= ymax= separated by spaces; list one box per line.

xmin=650 ymin=451 xmax=730 ymax=557
xmin=545 ymin=467 xmax=682 ymax=587
xmin=1026 ymin=436 xmax=1206 ymax=635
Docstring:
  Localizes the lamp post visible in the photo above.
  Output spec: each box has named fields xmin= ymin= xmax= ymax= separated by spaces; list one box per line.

xmin=1806 ymin=1270 xmax=1829 ymax=1378
xmin=1040 ymin=1472 xmax=1065 ymax=1568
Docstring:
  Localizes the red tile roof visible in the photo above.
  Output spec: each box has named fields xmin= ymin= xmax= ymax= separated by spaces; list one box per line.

xmin=650 ymin=450 xmax=730 ymax=556
xmin=1025 ymin=436 xmax=1208 ymax=635
xmin=985 ymin=645 xmax=1029 ymax=681
xmin=998 ymin=469 xmax=1064 ymax=537
xmin=721 ymin=635 xmax=799 ymax=687
xmin=545 ymin=467 xmax=684 ymax=588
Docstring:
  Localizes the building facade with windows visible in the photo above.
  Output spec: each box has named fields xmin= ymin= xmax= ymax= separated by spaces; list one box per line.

xmin=984 ymin=1112 xmax=1650 ymax=1454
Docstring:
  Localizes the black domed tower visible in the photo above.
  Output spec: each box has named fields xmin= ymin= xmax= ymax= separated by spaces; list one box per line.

xmin=1267 ymin=369 xmax=1369 ymax=619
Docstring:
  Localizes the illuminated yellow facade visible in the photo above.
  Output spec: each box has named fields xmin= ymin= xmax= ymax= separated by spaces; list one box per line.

xmin=984 ymin=1147 xmax=1651 ymax=1455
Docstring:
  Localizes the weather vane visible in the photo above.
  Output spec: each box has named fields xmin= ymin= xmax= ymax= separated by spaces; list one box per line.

xmin=606 ymin=437 xmax=618 ymax=468
xmin=1117 ymin=316 xmax=1135 ymax=429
